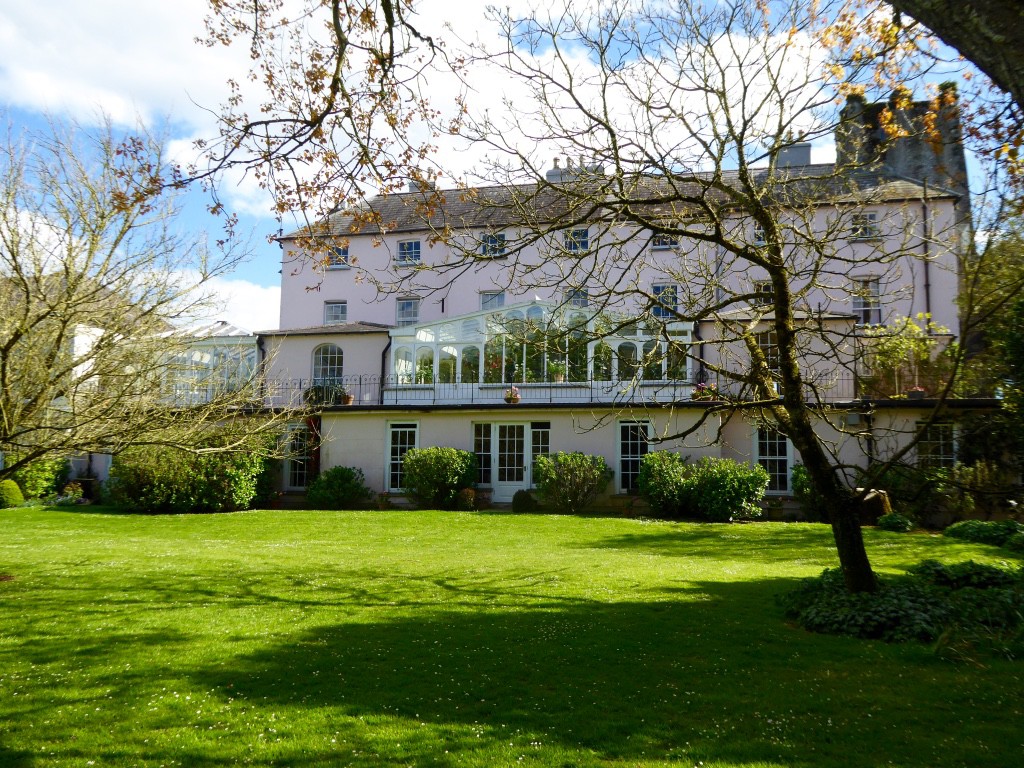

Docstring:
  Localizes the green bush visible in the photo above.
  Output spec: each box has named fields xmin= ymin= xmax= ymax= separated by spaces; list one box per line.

xmin=877 ymin=512 xmax=915 ymax=533
xmin=944 ymin=519 xmax=1023 ymax=547
xmin=1005 ymin=532 xmax=1024 ymax=553
xmin=401 ymin=447 xmax=477 ymax=509
xmin=909 ymin=559 xmax=1020 ymax=590
xmin=637 ymin=451 xmax=689 ymax=518
xmin=7 ymin=455 xmax=69 ymax=499
xmin=637 ymin=455 xmax=769 ymax=521
xmin=791 ymin=464 xmax=829 ymax=522
xmin=306 ymin=466 xmax=374 ymax=510
xmin=511 ymin=489 xmax=539 ymax=513
xmin=106 ymin=447 xmax=266 ymax=514
xmin=682 ymin=457 xmax=769 ymax=522
xmin=781 ymin=568 xmax=948 ymax=643
xmin=782 ymin=561 xmax=1024 ymax=656
xmin=0 ymin=479 xmax=25 ymax=508
xmin=533 ymin=452 xmax=611 ymax=515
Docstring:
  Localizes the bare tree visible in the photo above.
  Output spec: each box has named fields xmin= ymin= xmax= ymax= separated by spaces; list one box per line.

xmin=195 ymin=0 xmax=454 ymax=230
xmin=409 ymin=0 xmax=978 ymax=592
xmin=0 ymin=120 xmax=288 ymax=482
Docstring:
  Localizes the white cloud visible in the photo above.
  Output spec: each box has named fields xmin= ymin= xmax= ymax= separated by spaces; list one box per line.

xmin=200 ymin=277 xmax=281 ymax=333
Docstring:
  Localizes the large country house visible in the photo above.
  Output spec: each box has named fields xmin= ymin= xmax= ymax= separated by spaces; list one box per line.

xmin=258 ymin=94 xmax=983 ymax=506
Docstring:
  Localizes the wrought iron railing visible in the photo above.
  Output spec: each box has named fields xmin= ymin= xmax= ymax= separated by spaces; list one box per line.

xmin=260 ymin=370 xmax=864 ymax=408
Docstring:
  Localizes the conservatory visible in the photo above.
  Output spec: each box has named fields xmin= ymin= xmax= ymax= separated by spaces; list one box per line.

xmin=384 ymin=300 xmax=695 ymax=406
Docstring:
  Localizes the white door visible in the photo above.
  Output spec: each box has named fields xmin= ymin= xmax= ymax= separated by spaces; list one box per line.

xmin=492 ymin=423 xmax=528 ymax=502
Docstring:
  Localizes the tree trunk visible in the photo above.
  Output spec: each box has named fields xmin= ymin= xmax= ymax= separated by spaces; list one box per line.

xmin=827 ymin=498 xmax=878 ymax=593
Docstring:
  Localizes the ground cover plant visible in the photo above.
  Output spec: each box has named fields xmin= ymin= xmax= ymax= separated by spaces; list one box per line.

xmin=1 ymin=508 xmax=1022 ymax=767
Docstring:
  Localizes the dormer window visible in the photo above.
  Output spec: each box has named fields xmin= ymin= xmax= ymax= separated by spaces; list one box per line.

xmin=564 ymin=228 xmax=589 ymax=253
xmin=481 ymin=233 xmax=507 ymax=257
xmin=752 ymin=224 xmax=766 ymax=246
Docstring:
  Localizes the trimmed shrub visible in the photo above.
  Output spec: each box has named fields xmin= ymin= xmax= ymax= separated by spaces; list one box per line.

xmin=683 ymin=457 xmax=769 ymax=522
xmin=0 ymin=479 xmax=25 ymax=508
xmin=637 ymin=451 xmax=689 ymax=518
xmin=306 ymin=466 xmax=374 ymax=510
xmin=401 ymin=447 xmax=477 ymax=509
xmin=512 ymin=489 xmax=539 ymax=514
xmin=877 ymin=512 xmax=915 ymax=533
xmin=533 ymin=452 xmax=611 ymax=515
xmin=106 ymin=447 xmax=266 ymax=514
xmin=944 ymin=519 xmax=1024 ymax=547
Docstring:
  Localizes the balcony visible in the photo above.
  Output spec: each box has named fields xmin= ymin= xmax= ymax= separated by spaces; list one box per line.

xmin=261 ymin=369 xmax=864 ymax=409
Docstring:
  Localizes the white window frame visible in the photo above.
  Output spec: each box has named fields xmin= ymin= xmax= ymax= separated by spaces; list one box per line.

xmin=564 ymin=288 xmax=589 ymax=308
xmin=387 ymin=422 xmax=419 ymax=491
xmin=480 ymin=290 xmax=505 ymax=311
xmin=481 ymin=232 xmax=507 ymax=257
xmin=652 ymin=283 xmax=678 ymax=319
xmin=326 ymin=245 xmax=350 ymax=269
xmin=755 ymin=426 xmax=793 ymax=494
xmin=396 ymin=297 xmax=420 ymax=327
xmin=755 ymin=329 xmax=781 ymax=375
xmin=324 ymin=300 xmax=348 ymax=325
xmin=530 ymin=421 xmax=551 ymax=488
xmin=618 ymin=420 xmax=650 ymax=493
xmin=651 ymin=233 xmax=680 ymax=251
xmin=312 ymin=343 xmax=344 ymax=383
xmin=849 ymin=211 xmax=880 ymax=241
xmin=752 ymin=279 xmax=774 ymax=307
xmin=917 ymin=422 xmax=956 ymax=469
xmin=752 ymin=223 xmax=767 ymax=246
xmin=852 ymin=277 xmax=881 ymax=325
xmin=564 ymin=228 xmax=590 ymax=253
xmin=397 ymin=239 xmax=422 ymax=266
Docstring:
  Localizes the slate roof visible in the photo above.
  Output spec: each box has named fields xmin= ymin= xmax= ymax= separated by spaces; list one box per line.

xmin=281 ymin=164 xmax=957 ymax=241
xmin=257 ymin=321 xmax=393 ymax=337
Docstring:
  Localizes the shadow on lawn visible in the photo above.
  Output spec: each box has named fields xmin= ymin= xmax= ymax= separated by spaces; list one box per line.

xmin=187 ymin=577 xmax=1019 ymax=768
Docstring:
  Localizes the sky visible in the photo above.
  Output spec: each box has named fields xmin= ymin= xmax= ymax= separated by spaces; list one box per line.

xmin=0 ymin=0 xmax=526 ymax=332
xmin=0 ymin=1 xmax=970 ymax=332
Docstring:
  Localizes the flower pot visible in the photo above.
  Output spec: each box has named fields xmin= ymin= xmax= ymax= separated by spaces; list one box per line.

xmin=552 ymin=373 xmax=565 ymax=383
xmin=907 ymin=390 xmax=925 ymax=400
xmin=341 ymin=393 xmax=355 ymax=405
xmin=504 ymin=395 xmax=521 ymax=404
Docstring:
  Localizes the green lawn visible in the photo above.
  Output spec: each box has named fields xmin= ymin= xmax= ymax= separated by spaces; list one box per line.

xmin=1 ymin=508 xmax=1021 ymax=767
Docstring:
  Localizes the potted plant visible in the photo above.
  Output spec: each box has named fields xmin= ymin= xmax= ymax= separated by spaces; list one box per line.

xmin=691 ymin=382 xmax=720 ymax=401
xmin=906 ymin=385 xmax=926 ymax=400
xmin=547 ymin=360 xmax=567 ymax=382
xmin=339 ymin=387 xmax=355 ymax=405
xmin=504 ymin=385 xmax=521 ymax=404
